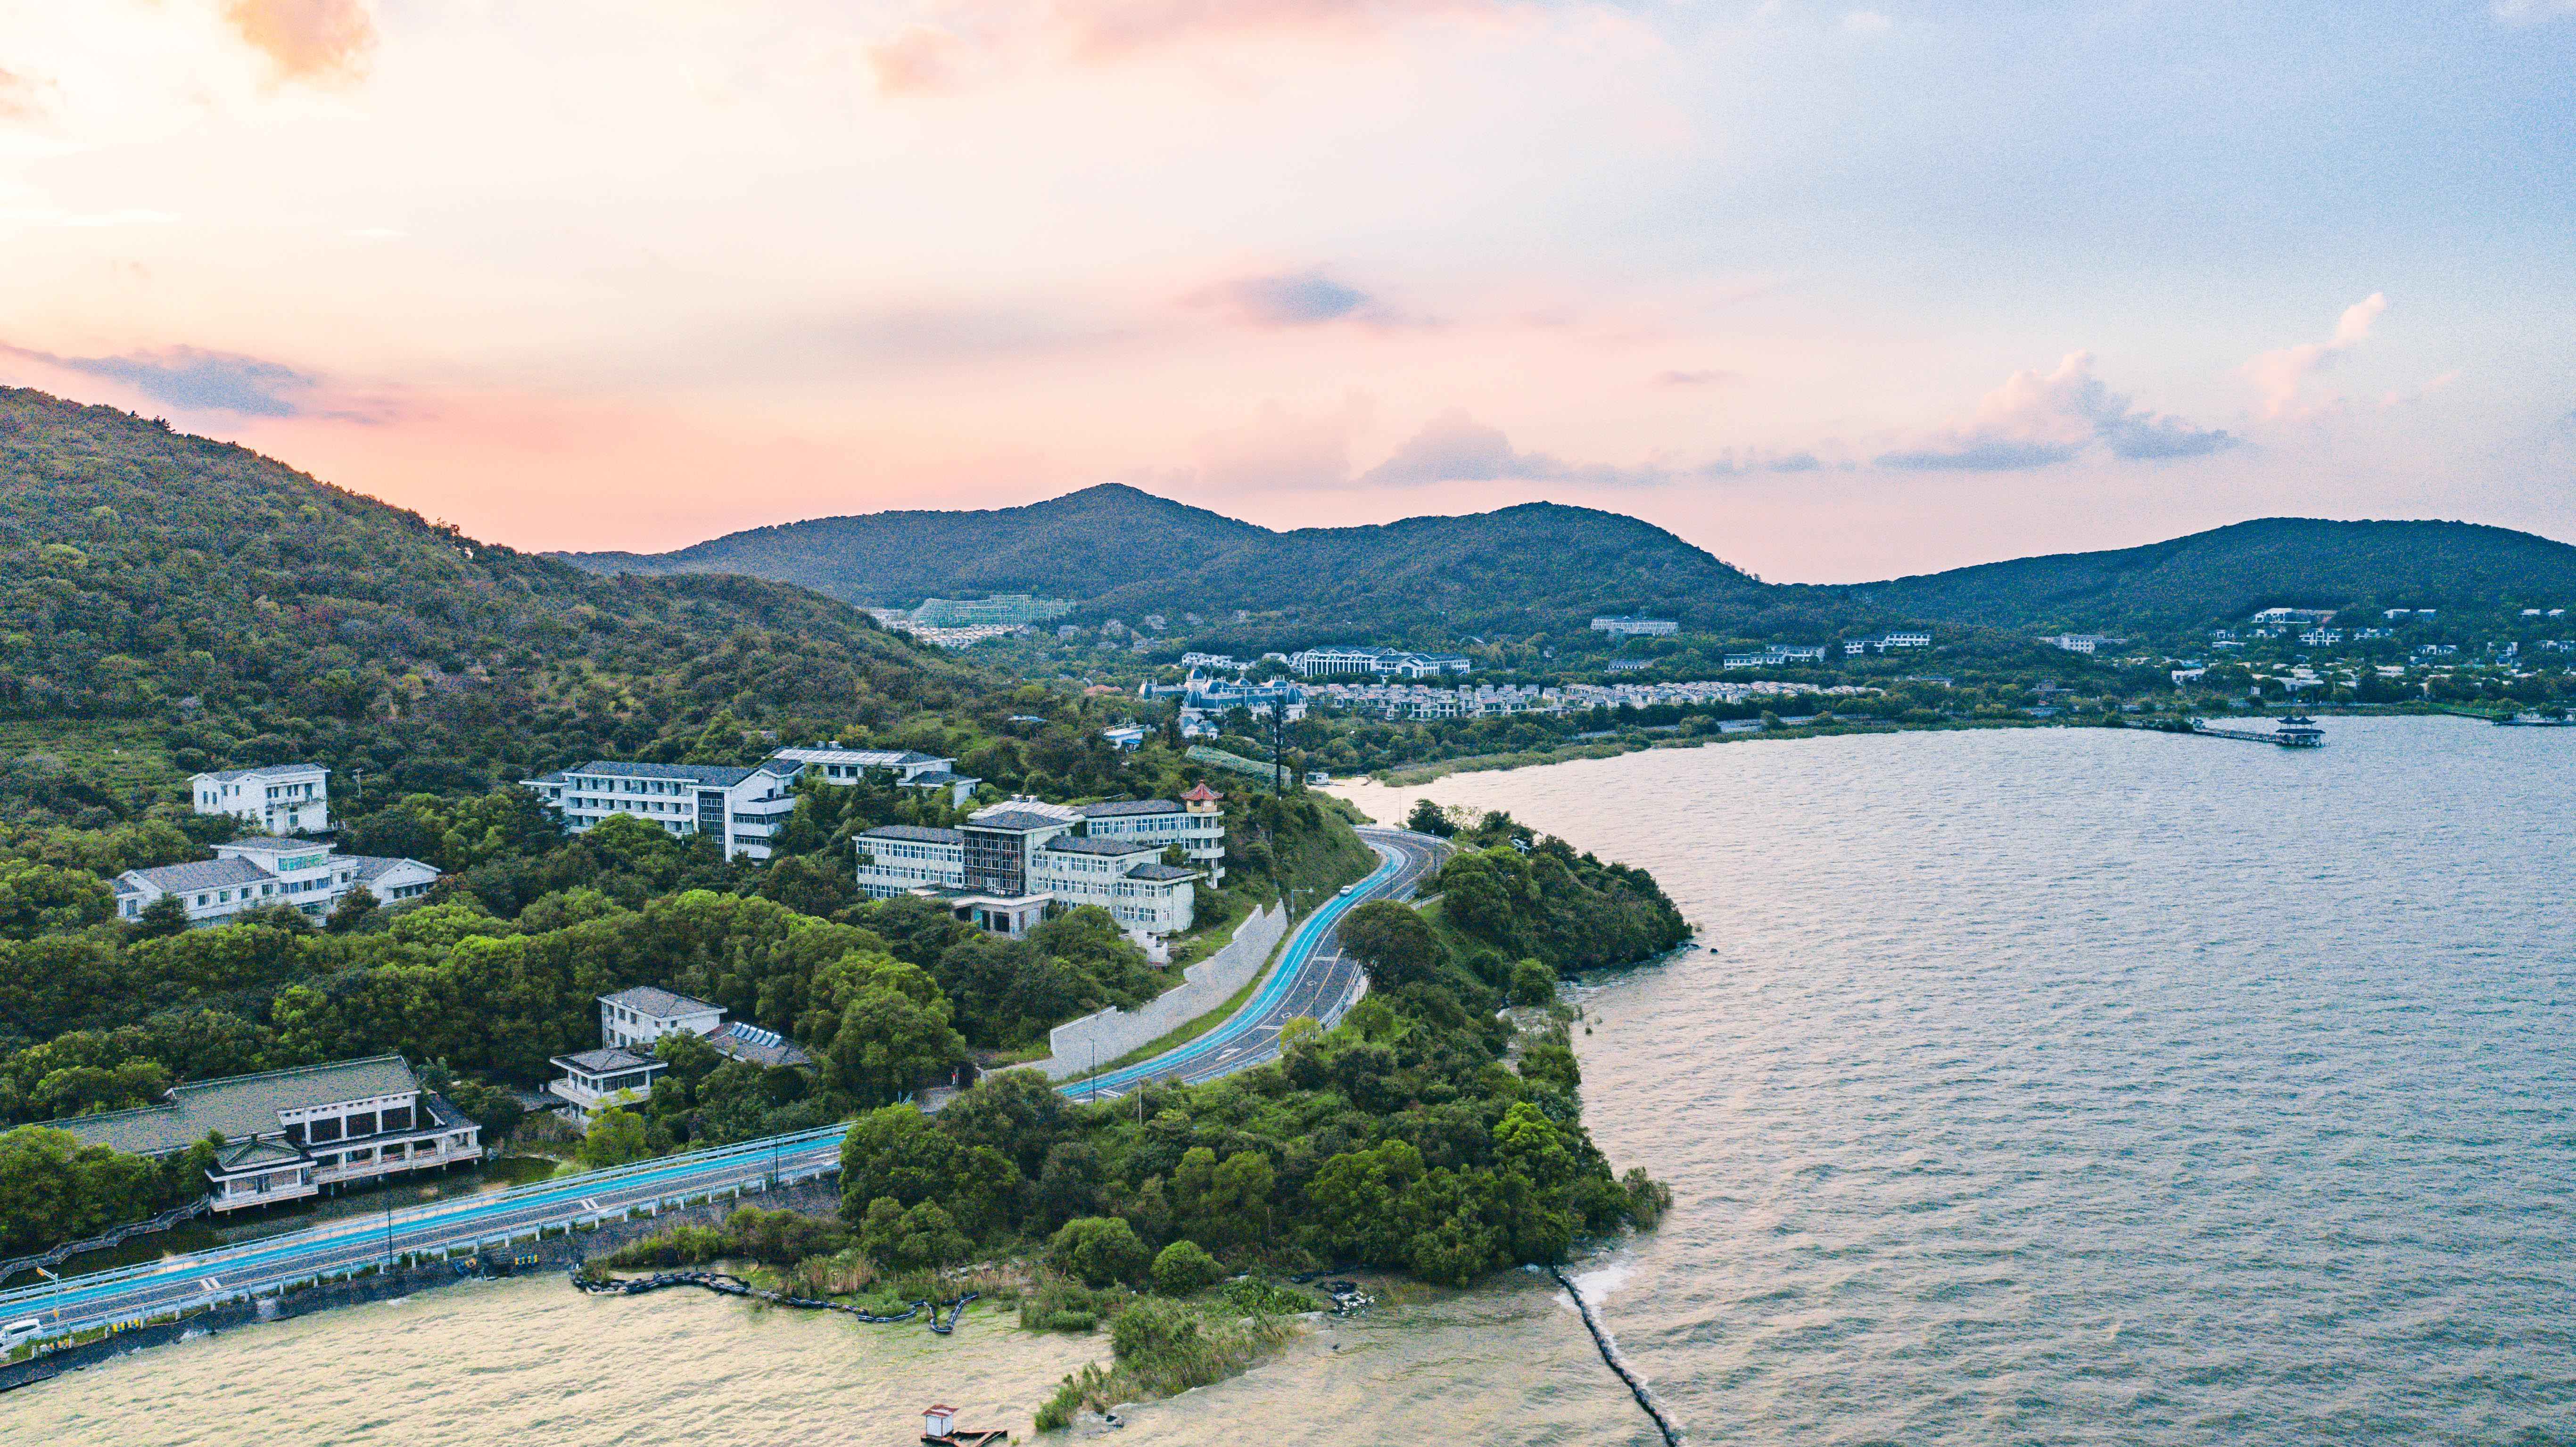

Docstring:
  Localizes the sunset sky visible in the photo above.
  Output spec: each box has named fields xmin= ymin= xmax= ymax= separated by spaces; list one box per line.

xmin=1 ymin=0 xmax=2569 ymax=582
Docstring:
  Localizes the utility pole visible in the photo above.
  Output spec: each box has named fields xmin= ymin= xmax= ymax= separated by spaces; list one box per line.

xmin=383 ymin=1198 xmax=395 ymax=1275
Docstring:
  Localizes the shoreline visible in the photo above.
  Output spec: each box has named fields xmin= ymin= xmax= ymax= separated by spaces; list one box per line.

xmin=1354 ymin=704 xmax=2511 ymax=788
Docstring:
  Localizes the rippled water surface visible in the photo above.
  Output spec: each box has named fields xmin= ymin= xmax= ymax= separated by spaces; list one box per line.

xmin=13 ymin=719 xmax=2570 ymax=1445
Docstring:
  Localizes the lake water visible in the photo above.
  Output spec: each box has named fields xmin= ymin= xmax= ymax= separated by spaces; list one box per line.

xmin=12 ymin=719 xmax=2571 ymax=1445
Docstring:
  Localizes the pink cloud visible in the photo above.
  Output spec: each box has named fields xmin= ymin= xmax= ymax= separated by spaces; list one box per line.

xmin=1878 ymin=352 xmax=2234 ymax=470
xmin=2242 ymin=293 xmax=2387 ymax=418
xmin=222 ymin=0 xmax=377 ymax=86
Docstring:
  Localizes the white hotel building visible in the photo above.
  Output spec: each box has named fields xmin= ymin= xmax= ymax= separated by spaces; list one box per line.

xmin=192 ymin=764 xmax=331 ymax=835
xmin=111 ymin=839 xmax=438 ymax=927
xmin=56 ymin=1056 xmax=482 ymax=1214
xmin=520 ymin=760 xmax=801 ymax=862
xmin=854 ymin=786 xmax=1225 ymax=940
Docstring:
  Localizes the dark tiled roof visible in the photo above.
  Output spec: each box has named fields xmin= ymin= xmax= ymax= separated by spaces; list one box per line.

xmin=551 ymin=1047 xmax=661 ymax=1074
xmin=215 ymin=1137 xmax=306 ymax=1171
xmin=121 ymin=857 xmax=274 ymax=894
xmin=1126 ymin=863 xmax=1201 ymax=881
xmin=1046 ymin=835 xmax=1161 ymax=855
xmin=195 ymin=764 xmax=328 ymax=782
xmin=966 ymin=810 xmax=1069 ymax=831
xmin=54 ymin=1056 xmax=420 ymax=1157
xmin=860 ymin=825 xmax=965 ymax=844
xmin=557 ymin=761 xmax=782 ymax=787
xmin=600 ymin=986 xmax=722 ymax=1019
xmin=213 ymin=837 xmax=331 ymax=855
xmin=1075 ymin=799 xmax=1181 ymax=818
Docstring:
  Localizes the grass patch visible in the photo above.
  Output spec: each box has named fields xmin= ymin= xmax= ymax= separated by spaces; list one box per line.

xmin=1032 ymin=1294 xmax=1305 ymax=1432
xmin=0 ymin=719 xmax=184 ymax=798
xmin=476 ymin=1156 xmax=565 ymax=1189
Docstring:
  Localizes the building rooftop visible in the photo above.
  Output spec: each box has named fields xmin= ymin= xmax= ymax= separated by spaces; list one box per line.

xmin=345 ymin=854 xmax=434 ymax=882
xmin=859 ymin=825 xmax=965 ymax=844
xmin=601 ymin=985 xmax=722 ymax=1019
xmin=769 ymin=746 xmax=949 ymax=768
xmin=553 ymin=761 xmax=789 ymax=787
xmin=707 ymin=1021 xmax=813 ymax=1070
xmin=1125 ymin=863 xmax=1201 ymax=881
xmin=194 ymin=764 xmax=329 ymax=782
xmin=52 ymin=1055 xmax=421 ymax=1158
xmin=117 ymin=857 xmax=273 ymax=896
xmin=1045 ymin=835 xmax=1163 ymax=856
xmin=213 ymin=837 xmax=336 ymax=856
xmin=1075 ymin=798 xmax=1181 ymax=818
xmin=906 ymin=770 xmax=978 ymax=788
xmin=966 ymin=809 xmax=1072 ymax=831
xmin=552 ymin=1047 xmax=662 ymax=1075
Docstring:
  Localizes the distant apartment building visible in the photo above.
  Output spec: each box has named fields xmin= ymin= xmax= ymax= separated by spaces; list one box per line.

xmin=1101 ymin=723 xmax=1148 ymax=751
xmin=111 ymin=839 xmax=437 ymax=927
xmin=2249 ymin=607 xmax=2336 ymax=626
xmin=520 ymin=761 xmax=800 ymax=862
xmin=851 ymin=787 xmax=1224 ymax=940
xmin=1589 ymin=616 xmax=1680 ymax=637
xmin=1723 ymin=645 xmax=1830 ymax=668
xmin=768 ymin=744 xmax=980 ymax=806
xmin=2047 ymin=634 xmax=2123 ymax=655
xmin=1288 ymin=647 xmax=1472 ymax=679
xmin=550 ymin=986 xmax=811 ymax=1114
xmin=55 ymin=1056 xmax=481 ymax=1214
xmin=193 ymin=764 xmax=330 ymax=835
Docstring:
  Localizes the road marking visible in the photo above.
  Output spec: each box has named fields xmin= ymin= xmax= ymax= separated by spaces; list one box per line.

xmin=201 ymin=1277 xmax=219 ymax=1290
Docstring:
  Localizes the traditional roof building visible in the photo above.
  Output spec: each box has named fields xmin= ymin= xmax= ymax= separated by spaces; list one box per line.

xmin=54 ymin=1056 xmax=480 ymax=1213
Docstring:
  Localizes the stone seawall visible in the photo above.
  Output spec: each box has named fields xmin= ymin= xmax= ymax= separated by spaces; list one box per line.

xmin=1034 ymin=903 xmax=1287 ymax=1080
xmin=0 ymin=1179 xmax=842 ymax=1394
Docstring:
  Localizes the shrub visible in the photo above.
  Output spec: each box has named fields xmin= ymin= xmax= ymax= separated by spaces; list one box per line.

xmin=1049 ymin=1215 xmax=1150 ymax=1288
xmin=1507 ymin=958 xmax=1557 ymax=1006
xmin=1110 ymin=1296 xmax=1202 ymax=1361
xmin=1150 ymin=1239 xmax=1223 ymax=1297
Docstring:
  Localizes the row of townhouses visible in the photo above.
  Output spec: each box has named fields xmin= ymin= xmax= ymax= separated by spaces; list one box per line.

xmin=854 ymin=786 xmax=1226 ymax=942
xmin=518 ymin=744 xmax=984 ymax=863
xmin=56 ymin=1056 xmax=482 ymax=1215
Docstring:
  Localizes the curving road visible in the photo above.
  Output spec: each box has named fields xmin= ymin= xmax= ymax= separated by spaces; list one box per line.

xmin=0 ymin=827 xmax=1448 ymax=1348
xmin=1067 ymin=825 xmax=1448 ymax=1098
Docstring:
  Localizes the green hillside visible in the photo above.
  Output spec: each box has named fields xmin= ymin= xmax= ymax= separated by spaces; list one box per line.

xmin=560 ymin=483 xmax=1266 ymax=608
xmin=0 ymin=387 xmax=987 ymax=816
xmin=1843 ymin=518 xmax=2576 ymax=635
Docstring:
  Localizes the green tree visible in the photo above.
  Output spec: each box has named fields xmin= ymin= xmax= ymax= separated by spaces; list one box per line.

xmin=580 ymin=1107 xmax=652 ymax=1168
xmin=1150 ymin=1239 xmax=1223 ymax=1297
xmin=1049 ymin=1215 xmax=1151 ymax=1288
xmin=1335 ymin=901 xmax=1445 ymax=990
xmin=1507 ymin=958 xmax=1557 ymax=1006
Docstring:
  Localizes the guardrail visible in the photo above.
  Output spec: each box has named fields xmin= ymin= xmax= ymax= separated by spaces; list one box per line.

xmin=0 ymin=1123 xmax=851 ymax=1332
xmin=0 ymin=1198 xmax=208 ymax=1286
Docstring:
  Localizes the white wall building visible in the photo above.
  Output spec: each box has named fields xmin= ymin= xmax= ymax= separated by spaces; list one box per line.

xmin=193 ymin=764 xmax=330 ymax=835
xmin=521 ymin=760 xmax=800 ymax=862
xmin=1590 ymin=616 xmax=1680 ymax=637
xmin=111 ymin=839 xmax=437 ymax=927
xmin=767 ymin=744 xmax=980 ymax=807
xmin=55 ymin=1056 xmax=481 ymax=1213
xmin=1288 ymin=647 xmax=1472 ymax=678
xmin=552 ymin=985 xmax=812 ymax=1114
xmin=852 ymin=787 xmax=1223 ymax=941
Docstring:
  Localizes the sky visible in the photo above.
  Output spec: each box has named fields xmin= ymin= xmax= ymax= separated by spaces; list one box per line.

xmin=1 ymin=0 xmax=2571 ymax=583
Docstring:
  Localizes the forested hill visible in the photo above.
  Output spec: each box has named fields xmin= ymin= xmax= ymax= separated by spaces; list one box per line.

xmin=1084 ymin=502 xmax=1781 ymax=642
xmin=0 ymin=388 xmax=985 ymax=801
xmin=559 ymin=483 xmax=1267 ymax=608
xmin=1841 ymin=518 xmax=2576 ymax=635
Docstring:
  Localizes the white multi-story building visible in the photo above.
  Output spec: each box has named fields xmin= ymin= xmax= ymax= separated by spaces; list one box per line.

xmin=1882 ymin=632 xmax=1932 ymax=649
xmin=520 ymin=760 xmax=800 ymax=862
xmin=1590 ymin=616 xmax=1680 ymax=637
xmin=766 ymin=744 xmax=980 ymax=807
xmin=1724 ymin=645 xmax=1830 ymax=668
xmin=56 ymin=1055 xmax=481 ymax=1213
xmin=852 ymin=787 xmax=1223 ymax=941
xmin=110 ymin=839 xmax=437 ymax=927
xmin=550 ymin=986 xmax=811 ymax=1114
xmin=1288 ymin=647 xmax=1472 ymax=679
xmin=192 ymin=764 xmax=331 ymax=835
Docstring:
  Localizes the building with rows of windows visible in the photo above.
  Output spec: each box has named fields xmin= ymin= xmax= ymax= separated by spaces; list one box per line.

xmin=192 ymin=763 xmax=332 ymax=835
xmin=520 ymin=760 xmax=801 ymax=862
xmin=55 ymin=1056 xmax=481 ymax=1214
xmin=852 ymin=786 xmax=1224 ymax=941
xmin=111 ymin=839 xmax=438 ymax=927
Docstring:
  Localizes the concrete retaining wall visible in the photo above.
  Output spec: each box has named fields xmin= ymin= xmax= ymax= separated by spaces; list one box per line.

xmin=1034 ymin=903 xmax=1287 ymax=1080
xmin=0 ymin=1179 xmax=842 ymax=1395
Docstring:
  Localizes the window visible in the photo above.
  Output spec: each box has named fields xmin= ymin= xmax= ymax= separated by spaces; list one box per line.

xmin=309 ymin=1116 xmax=342 ymax=1143
xmin=347 ymin=1110 xmax=378 ymax=1136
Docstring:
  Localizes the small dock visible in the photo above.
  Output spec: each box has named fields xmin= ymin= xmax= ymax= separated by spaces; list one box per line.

xmin=2188 ymin=715 xmax=2324 ymax=748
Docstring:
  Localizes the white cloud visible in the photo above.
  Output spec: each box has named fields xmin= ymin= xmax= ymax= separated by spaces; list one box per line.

xmin=1877 ymin=352 xmax=2235 ymax=471
xmin=1841 ymin=10 xmax=1894 ymax=37
xmin=2241 ymin=293 xmax=2386 ymax=418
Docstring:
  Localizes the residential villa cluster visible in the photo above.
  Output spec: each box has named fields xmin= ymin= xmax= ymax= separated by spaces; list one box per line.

xmin=112 ymin=766 xmax=438 ymax=928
